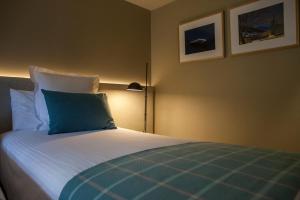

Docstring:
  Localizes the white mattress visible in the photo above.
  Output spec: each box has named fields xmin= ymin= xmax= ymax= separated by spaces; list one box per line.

xmin=0 ymin=128 xmax=187 ymax=200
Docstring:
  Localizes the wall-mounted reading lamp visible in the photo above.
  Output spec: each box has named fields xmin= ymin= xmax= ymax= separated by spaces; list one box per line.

xmin=127 ymin=62 xmax=149 ymax=133
xmin=127 ymin=82 xmax=143 ymax=92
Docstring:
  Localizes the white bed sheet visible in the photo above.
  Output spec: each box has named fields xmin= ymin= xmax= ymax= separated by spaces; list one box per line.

xmin=0 ymin=128 xmax=187 ymax=200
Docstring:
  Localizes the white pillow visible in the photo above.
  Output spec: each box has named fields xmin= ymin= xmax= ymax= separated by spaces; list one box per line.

xmin=10 ymin=89 xmax=41 ymax=131
xmin=29 ymin=66 xmax=100 ymax=130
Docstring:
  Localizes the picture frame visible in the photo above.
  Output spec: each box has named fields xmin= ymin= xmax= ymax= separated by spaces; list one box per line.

xmin=179 ymin=12 xmax=224 ymax=63
xmin=230 ymin=0 xmax=299 ymax=56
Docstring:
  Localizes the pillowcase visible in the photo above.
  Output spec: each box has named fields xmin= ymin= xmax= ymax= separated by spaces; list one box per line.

xmin=10 ymin=89 xmax=41 ymax=131
xmin=41 ymin=89 xmax=116 ymax=135
xmin=29 ymin=66 xmax=100 ymax=130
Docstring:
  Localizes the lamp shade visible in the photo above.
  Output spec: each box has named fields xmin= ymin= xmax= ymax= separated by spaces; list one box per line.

xmin=127 ymin=82 xmax=143 ymax=92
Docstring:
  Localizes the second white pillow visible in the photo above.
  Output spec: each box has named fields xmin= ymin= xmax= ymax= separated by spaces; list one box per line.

xmin=29 ymin=66 xmax=100 ymax=130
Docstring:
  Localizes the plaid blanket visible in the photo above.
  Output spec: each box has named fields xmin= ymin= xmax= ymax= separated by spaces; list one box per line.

xmin=59 ymin=142 xmax=300 ymax=200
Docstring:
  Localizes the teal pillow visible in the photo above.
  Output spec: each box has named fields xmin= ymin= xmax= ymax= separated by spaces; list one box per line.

xmin=41 ymin=89 xmax=116 ymax=135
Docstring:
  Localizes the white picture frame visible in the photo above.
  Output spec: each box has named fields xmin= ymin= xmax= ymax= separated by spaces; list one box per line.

xmin=230 ymin=0 xmax=299 ymax=55
xmin=179 ymin=12 xmax=224 ymax=63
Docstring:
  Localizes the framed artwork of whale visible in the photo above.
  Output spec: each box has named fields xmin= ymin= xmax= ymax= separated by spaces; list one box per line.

xmin=179 ymin=12 xmax=224 ymax=63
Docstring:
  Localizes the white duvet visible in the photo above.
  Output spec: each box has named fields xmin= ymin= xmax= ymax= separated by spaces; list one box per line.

xmin=1 ymin=128 xmax=187 ymax=200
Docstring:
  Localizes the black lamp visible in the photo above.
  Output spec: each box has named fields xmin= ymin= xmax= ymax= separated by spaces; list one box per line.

xmin=127 ymin=82 xmax=143 ymax=92
xmin=127 ymin=62 xmax=149 ymax=132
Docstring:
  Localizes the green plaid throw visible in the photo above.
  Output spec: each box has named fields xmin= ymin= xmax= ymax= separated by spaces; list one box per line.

xmin=59 ymin=142 xmax=300 ymax=200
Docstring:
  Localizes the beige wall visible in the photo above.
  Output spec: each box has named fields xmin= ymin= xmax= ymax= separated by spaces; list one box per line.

xmin=151 ymin=0 xmax=300 ymax=152
xmin=101 ymin=85 xmax=154 ymax=133
xmin=0 ymin=0 xmax=152 ymax=132
xmin=0 ymin=0 xmax=150 ymax=84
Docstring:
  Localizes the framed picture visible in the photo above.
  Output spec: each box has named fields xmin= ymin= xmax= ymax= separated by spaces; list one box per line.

xmin=179 ymin=12 xmax=224 ymax=63
xmin=230 ymin=0 xmax=299 ymax=55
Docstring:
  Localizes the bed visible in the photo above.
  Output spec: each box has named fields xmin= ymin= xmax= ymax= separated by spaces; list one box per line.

xmin=0 ymin=77 xmax=300 ymax=200
xmin=0 ymin=128 xmax=187 ymax=199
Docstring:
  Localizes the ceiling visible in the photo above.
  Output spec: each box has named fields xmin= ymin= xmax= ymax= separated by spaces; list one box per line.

xmin=125 ymin=0 xmax=175 ymax=10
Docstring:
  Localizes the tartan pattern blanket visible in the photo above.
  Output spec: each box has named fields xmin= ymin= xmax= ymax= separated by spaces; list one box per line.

xmin=59 ymin=142 xmax=300 ymax=200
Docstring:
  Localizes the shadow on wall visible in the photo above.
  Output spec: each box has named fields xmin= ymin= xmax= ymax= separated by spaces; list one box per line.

xmin=152 ymin=26 xmax=300 ymax=152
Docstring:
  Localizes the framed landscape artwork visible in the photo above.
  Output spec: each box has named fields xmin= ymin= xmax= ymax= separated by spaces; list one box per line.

xmin=230 ymin=0 xmax=299 ymax=55
xmin=179 ymin=12 xmax=224 ymax=63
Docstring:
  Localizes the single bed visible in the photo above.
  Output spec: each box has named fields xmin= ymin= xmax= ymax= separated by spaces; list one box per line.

xmin=1 ymin=128 xmax=300 ymax=200
xmin=0 ymin=128 xmax=186 ymax=200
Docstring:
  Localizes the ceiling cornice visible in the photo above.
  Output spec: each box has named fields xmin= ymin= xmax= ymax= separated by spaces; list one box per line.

xmin=125 ymin=0 xmax=175 ymax=11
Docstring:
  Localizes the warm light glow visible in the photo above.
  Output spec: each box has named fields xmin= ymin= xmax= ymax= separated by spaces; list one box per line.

xmin=0 ymin=67 xmax=146 ymax=85
xmin=0 ymin=77 xmax=146 ymax=87
xmin=126 ymin=89 xmax=144 ymax=92
xmin=0 ymin=73 xmax=30 ymax=79
xmin=0 ymin=73 xmax=146 ymax=89
xmin=0 ymin=74 xmax=143 ymax=86
xmin=103 ymin=89 xmax=146 ymax=132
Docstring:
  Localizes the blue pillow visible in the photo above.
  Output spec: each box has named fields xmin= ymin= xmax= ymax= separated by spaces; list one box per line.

xmin=41 ymin=89 xmax=116 ymax=135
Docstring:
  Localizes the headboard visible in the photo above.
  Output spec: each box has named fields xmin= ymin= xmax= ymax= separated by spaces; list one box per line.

xmin=0 ymin=76 xmax=154 ymax=134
